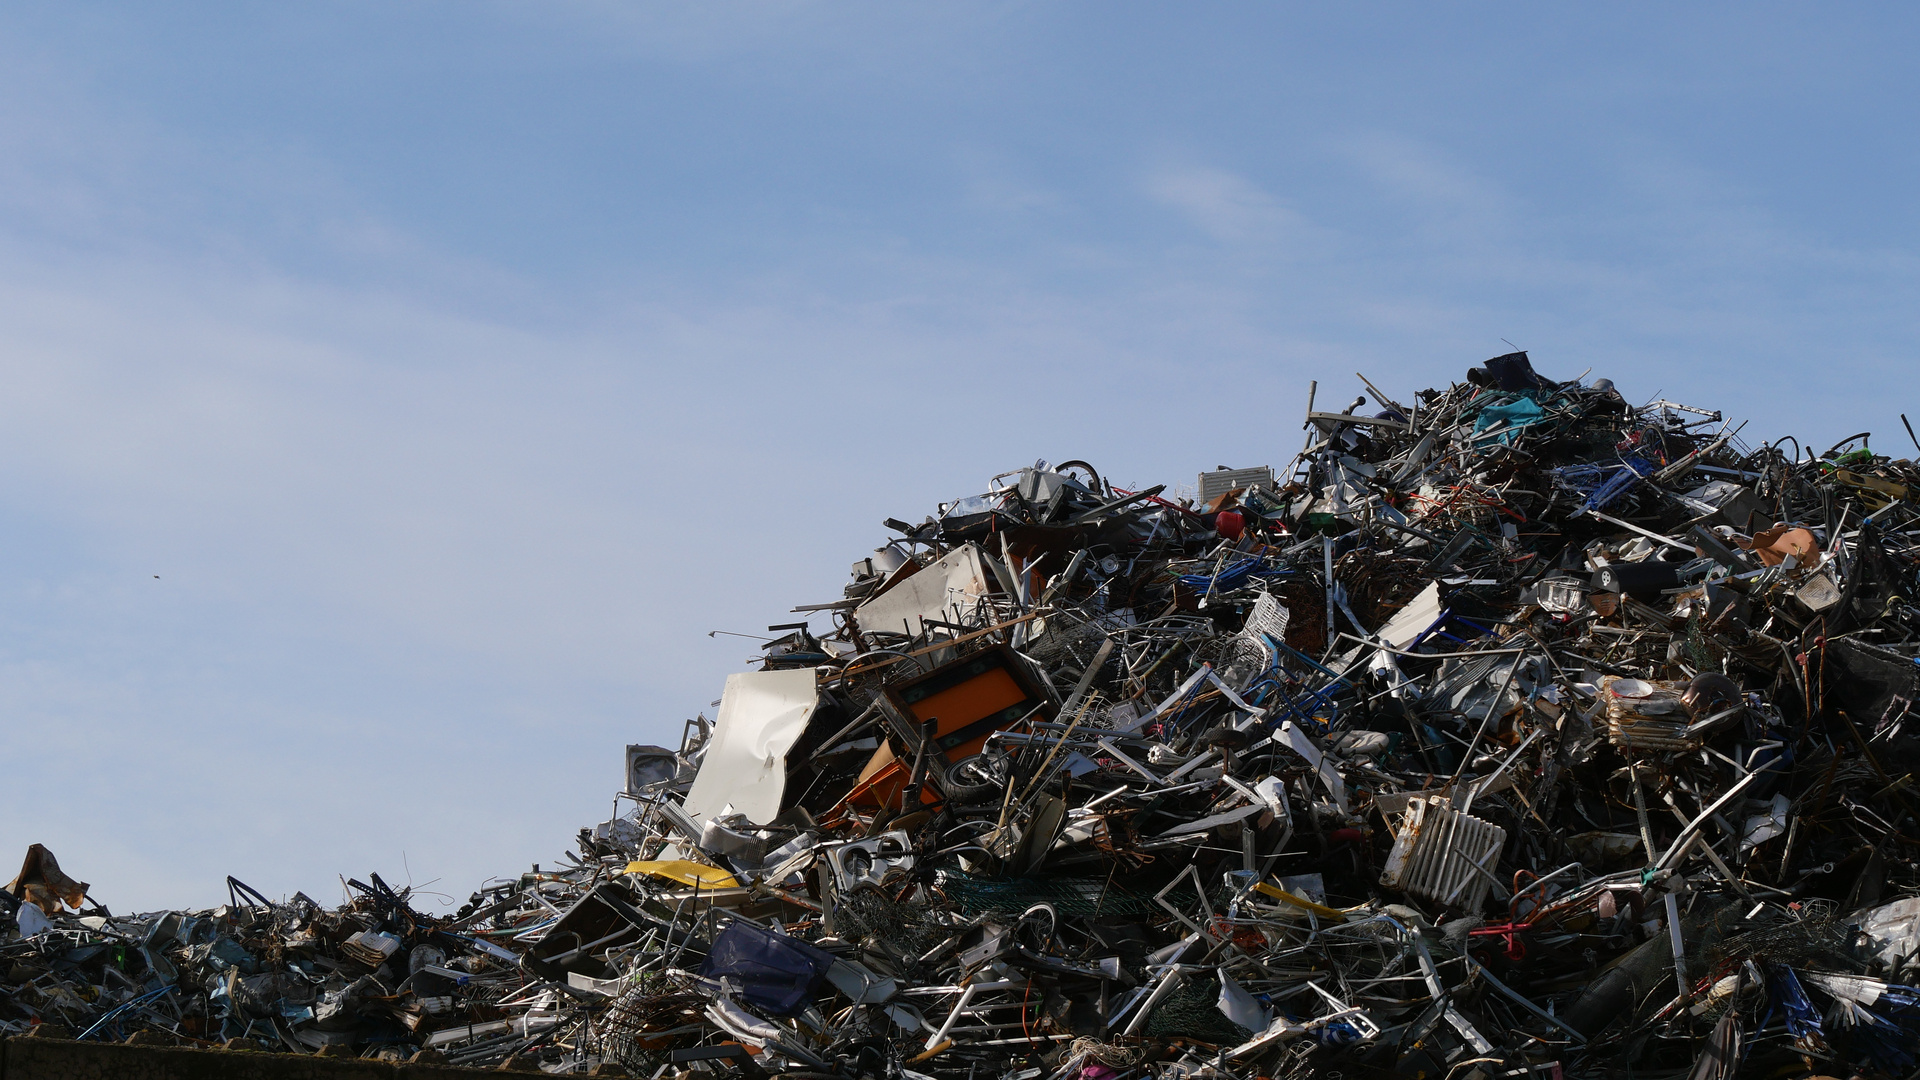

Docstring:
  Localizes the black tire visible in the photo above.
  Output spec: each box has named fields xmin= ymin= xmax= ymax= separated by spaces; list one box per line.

xmin=941 ymin=752 xmax=1008 ymax=806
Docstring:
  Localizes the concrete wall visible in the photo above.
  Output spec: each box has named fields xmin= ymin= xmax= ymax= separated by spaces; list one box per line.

xmin=0 ymin=1034 xmax=598 ymax=1079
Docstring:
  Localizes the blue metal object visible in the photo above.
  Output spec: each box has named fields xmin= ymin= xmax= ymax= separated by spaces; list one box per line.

xmin=77 ymin=984 xmax=177 ymax=1042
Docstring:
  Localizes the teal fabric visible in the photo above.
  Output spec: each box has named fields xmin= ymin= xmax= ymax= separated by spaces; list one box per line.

xmin=1472 ymin=395 xmax=1547 ymax=445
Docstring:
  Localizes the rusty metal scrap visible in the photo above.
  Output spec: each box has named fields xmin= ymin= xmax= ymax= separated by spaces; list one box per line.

xmin=10 ymin=352 xmax=1920 ymax=1079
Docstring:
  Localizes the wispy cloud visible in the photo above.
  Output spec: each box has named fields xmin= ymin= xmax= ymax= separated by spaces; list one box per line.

xmin=1145 ymin=165 xmax=1302 ymax=244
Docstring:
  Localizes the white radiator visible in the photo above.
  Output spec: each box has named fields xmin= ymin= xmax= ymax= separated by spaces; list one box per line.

xmin=1379 ymin=796 xmax=1507 ymax=910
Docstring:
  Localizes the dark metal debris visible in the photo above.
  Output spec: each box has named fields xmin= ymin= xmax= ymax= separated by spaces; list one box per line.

xmin=10 ymin=353 xmax=1920 ymax=1079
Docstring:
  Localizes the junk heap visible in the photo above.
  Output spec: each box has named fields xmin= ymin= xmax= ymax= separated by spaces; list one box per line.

xmin=9 ymin=353 xmax=1920 ymax=1080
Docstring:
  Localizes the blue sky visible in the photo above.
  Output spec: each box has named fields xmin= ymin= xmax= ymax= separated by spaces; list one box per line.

xmin=1 ymin=4 xmax=1916 ymax=911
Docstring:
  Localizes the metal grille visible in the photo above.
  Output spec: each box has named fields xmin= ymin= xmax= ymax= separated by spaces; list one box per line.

xmin=596 ymin=980 xmax=707 ymax=1074
xmin=935 ymin=871 xmax=1155 ymax=918
xmin=1198 ymin=466 xmax=1274 ymax=503
xmin=1379 ymin=797 xmax=1507 ymax=910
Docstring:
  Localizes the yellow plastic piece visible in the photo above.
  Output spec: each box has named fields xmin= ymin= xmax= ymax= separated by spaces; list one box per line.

xmin=1253 ymin=880 xmax=1348 ymax=922
xmin=622 ymin=860 xmax=741 ymax=889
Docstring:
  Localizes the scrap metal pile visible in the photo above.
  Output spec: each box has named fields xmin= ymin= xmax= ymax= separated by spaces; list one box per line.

xmin=10 ymin=352 xmax=1920 ymax=1080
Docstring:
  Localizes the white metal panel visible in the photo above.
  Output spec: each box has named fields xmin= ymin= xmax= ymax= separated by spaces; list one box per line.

xmin=853 ymin=543 xmax=992 ymax=637
xmin=1198 ymin=466 xmax=1274 ymax=503
xmin=682 ymin=668 xmax=819 ymax=826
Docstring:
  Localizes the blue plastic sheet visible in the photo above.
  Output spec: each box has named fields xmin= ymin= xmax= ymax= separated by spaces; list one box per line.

xmin=1766 ymin=964 xmax=1824 ymax=1040
xmin=699 ymin=920 xmax=837 ymax=1017
xmin=1851 ymin=982 xmax=1920 ymax=1071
